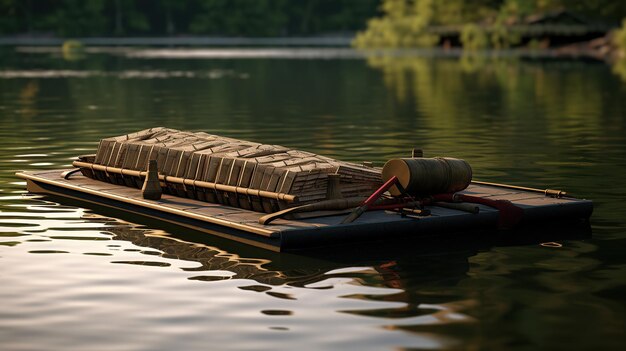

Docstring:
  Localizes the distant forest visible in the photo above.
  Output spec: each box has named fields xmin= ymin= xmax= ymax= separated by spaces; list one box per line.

xmin=1 ymin=0 xmax=625 ymax=39
xmin=0 ymin=0 xmax=380 ymax=37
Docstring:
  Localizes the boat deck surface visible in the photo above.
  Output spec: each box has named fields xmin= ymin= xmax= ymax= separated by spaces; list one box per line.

xmin=17 ymin=169 xmax=593 ymax=252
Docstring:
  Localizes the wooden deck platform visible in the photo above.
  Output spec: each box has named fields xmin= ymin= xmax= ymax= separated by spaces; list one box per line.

xmin=17 ymin=169 xmax=593 ymax=252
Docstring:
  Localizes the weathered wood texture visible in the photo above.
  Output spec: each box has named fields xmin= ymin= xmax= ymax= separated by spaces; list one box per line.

xmin=17 ymin=169 xmax=594 ymax=251
xmin=82 ymin=127 xmax=382 ymax=212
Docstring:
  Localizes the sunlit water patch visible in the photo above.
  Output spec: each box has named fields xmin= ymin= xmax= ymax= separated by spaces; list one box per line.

xmin=125 ymin=48 xmax=368 ymax=59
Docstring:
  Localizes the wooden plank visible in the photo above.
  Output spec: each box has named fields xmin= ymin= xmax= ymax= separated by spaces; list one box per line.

xmin=104 ymin=141 xmax=119 ymax=166
xmin=185 ymin=206 xmax=249 ymax=218
xmin=216 ymin=158 xmax=234 ymax=185
xmin=189 ymin=153 xmax=207 ymax=200
xmin=254 ymin=153 xmax=292 ymax=164
xmin=495 ymin=193 xmax=547 ymax=202
xmin=205 ymin=156 xmax=222 ymax=183
xmin=163 ymin=148 xmax=181 ymax=176
xmin=277 ymin=170 xmax=297 ymax=194
xmin=239 ymin=161 xmax=256 ymax=188
xmin=175 ymin=151 xmax=192 ymax=178
xmin=196 ymin=155 xmax=214 ymax=202
xmin=95 ymin=139 xmax=111 ymax=165
xmin=104 ymin=142 xmax=122 ymax=184
xmin=155 ymin=146 xmax=170 ymax=172
xmin=266 ymin=169 xmax=285 ymax=193
xmin=228 ymin=144 xmax=289 ymax=158
xmin=169 ymin=151 xmax=191 ymax=196
xmin=121 ymin=144 xmax=139 ymax=170
xmin=259 ymin=166 xmax=274 ymax=190
xmin=249 ymin=163 xmax=266 ymax=190
xmin=134 ymin=145 xmax=150 ymax=171
xmin=184 ymin=153 xmax=201 ymax=179
xmin=462 ymin=184 xmax=519 ymax=197
xmin=512 ymin=197 xmax=564 ymax=207
xmin=263 ymin=168 xmax=286 ymax=212
xmin=75 ymin=182 xmax=121 ymax=192
xmin=120 ymin=144 xmax=140 ymax=188
xmin=236 ymin=161 xmax=256 ymax=211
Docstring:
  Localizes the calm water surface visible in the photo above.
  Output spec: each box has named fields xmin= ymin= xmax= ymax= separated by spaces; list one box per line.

xmin=0 ymin=47 xmax=625 ymax=350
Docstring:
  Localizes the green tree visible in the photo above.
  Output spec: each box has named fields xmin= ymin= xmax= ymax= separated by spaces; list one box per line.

xmin=0 ymin=0 xmax=378 ymax=37
xmin=110 ymin=0 xmax=149 ymax=36
xmin=353 ymin=0 xmax=440 ymax=48
xmin=0 ymin=0 xmax=19 ymax=33
xmin=190 ymin=0 xmax=288 ymax=36
xmin=460 ymin=23 xmax=488 ymax=50
xmin=50 ymin=0 xmax=107 ymax=37
xmin=355 ymin=0 xmax=626 ymax=49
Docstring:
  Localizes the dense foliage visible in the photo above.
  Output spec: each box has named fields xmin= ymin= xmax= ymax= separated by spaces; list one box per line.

xmin=354 ymin=0 xmax=626 ymax=48
xmin=0 ymin=0 xmax=379 ymax=37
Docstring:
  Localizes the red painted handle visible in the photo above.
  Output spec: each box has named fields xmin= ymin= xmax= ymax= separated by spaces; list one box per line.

xmin=341 ymin=176 xmax=400 ymax=224
xmin=363 ymin=176 xmax=398 ymax=206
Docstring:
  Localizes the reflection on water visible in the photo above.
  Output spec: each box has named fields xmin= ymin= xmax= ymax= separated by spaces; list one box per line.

xmin=0 ymin=69 xmax=247 ymax=79
xmin=364 ymin=54 xmax=626 ymax=206
xmin=0 ymin=47 xmax=625 ymax=350
xmin=125 ymin=48 xmax=368 ymax=59
xmin=0 ymin=196 xmax=481 ymax=350
xmin=611 ymin=57 xmax=626 ymax=82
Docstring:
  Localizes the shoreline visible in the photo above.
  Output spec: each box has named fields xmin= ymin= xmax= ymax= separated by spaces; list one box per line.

xmin=0 ymin=36 xmax=354 ymax=47
xmin=0 ymin=34 xmax=617 ymax=61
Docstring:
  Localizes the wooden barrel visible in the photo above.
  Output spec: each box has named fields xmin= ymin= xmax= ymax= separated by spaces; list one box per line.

xmin=382 ymin=157 xmax=472 ymax=196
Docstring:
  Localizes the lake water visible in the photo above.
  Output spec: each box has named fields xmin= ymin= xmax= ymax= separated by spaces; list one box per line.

xmin=0 ymin=47 xmax=625 ymax=351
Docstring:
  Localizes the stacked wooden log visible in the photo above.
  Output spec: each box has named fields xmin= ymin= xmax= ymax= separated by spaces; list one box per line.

xmin=78 ymin=127 xmax=383 ymax=213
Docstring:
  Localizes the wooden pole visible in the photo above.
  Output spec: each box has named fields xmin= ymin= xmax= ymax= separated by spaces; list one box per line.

xmin=471 ymin=180 xmax=566 ymax=198
xmin=72 ymin=161 xmax=298 ymax=203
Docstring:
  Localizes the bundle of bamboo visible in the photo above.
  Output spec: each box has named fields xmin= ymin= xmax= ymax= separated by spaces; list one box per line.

xmin=76 ymin=127 xmax=383 ymax=213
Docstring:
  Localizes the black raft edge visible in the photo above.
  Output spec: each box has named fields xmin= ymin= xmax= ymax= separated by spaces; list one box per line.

xmin=16 ymin=171 xmax=594 ymax=253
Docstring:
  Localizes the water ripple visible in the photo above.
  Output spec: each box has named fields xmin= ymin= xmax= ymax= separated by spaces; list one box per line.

xmin=0 ymin=51 xmax=625 ymax=351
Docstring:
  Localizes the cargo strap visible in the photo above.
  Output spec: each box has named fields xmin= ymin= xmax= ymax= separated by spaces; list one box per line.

xmin=61 ymin=168 xmax=82 ymax=180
